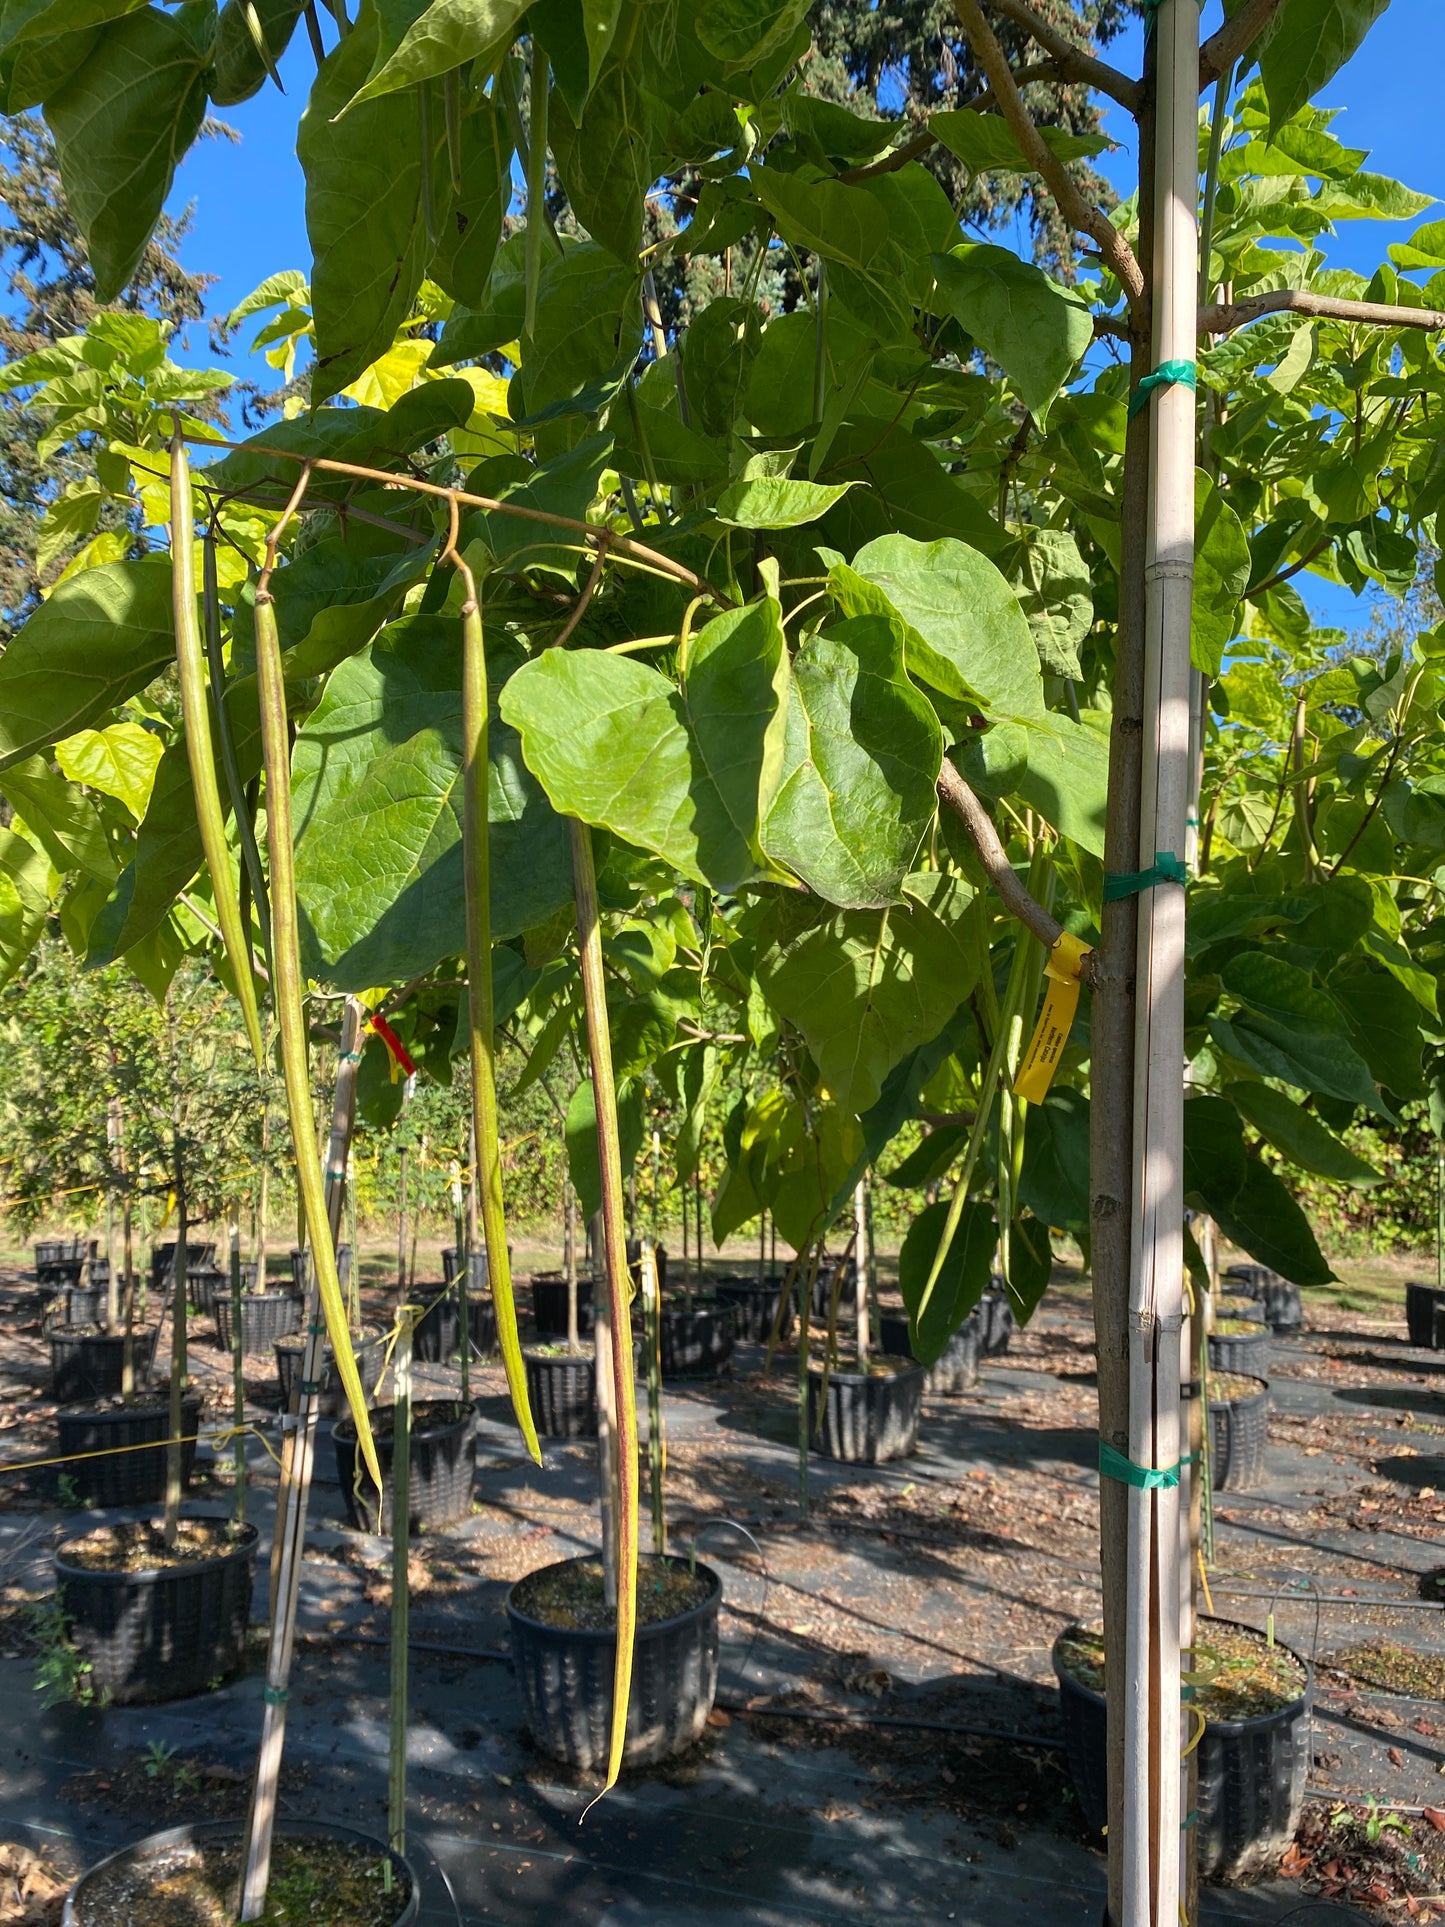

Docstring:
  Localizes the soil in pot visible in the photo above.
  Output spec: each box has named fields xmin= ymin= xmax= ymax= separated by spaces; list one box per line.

xmin=67 ymin=1828 xmax=412 ymax=1927
xmin=507 ymin=1553 xmax=721 ymax=1771
xmin=332 ymin=1399 xmax=475 ymax=1534
xmin=1055 ymin=1618 xmax=1310 ymax=1883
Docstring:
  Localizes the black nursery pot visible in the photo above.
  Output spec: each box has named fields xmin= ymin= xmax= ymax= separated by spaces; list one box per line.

xmin=50 ymin=1327 xmax=158 ymax=1402
xmin=212 ymin=1290 xmax=303 ymax=1355
xmin=808 ymin=1359 xmax=924 ymax=1463
xmin=878 ymin=1309 xmax=980 ymax=1395
xmin=1207 ymin=1375 xmax=1270 ymax=1493
xmin=64 ymin=1283 xmax=105 ymax=1329
xmin=1208 ymin=1320 xmax=1271 ymax=1378
xmin=55 ymin=1396 xmax=200 ymax=1509
xmin=1053 ymin=1619 xmax=1312 ymax=1883
xmin=411 ymin=1287 xmax=460 ymax=1364
xmin=63 ymin=1818 xmax=418 ymax=1927
xmin=467 ymin=1291 xmax=499 ymax=1357
xmin=150 ymin=1241 xmax=215 ymax=1287
xmin=626 ymin=1240 xmax=669 ymax=1296
xmin=1260 ymin=1277 xmax=1303 ymax=1334
xmin=1406 ymin=1282 xmax=1445 ymax=1350
xmin=507 ymin=1555 xmax=721 ymax=1770
xmin=714 ymin=1274 xmax=796 ymax=1344
xmin=332 ymin=1400 xmax=476 ymax=1534
xmin=55 ymin=1515 xmax=258 ymax=1705
xmin=274 ymin=1327 xmax=388 ymax=1416
xmin=978 ymin=1287 xmax=1016 ymax=1357
xmin=658 ymin=1301 xmax=735 ymax=1378
xmin=524 ymin=1348 xmax=597 ymax=1438
xmin=532 ymin=1272 xmax=595 ymax=1338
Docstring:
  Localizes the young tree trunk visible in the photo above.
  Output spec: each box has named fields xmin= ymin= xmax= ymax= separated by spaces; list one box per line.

xmin=163 ymin=1174 xmax=188 ymax=1550
xmin=387 ymin=1314 xmax=415 ymax=1873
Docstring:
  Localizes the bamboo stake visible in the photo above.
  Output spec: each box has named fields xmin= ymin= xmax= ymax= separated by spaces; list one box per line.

xmin=641 ymin=1241 xmax=666 ymax=1555
xmin=387 ymin=1309 xmax=418 ymax=1881
xmin=169 ymin=428 xmax=265 ymax=1070
xmin=569 ymin=820 xmax=639 ymax=1796
xmin=455 ymin=557 xmax=539 ymax=1460
xmin=397 ymin=1144 xmax=409 ymax=1289
xmin=163 ymin=1176 xmax=187 ymax=1550
xmin=1121 ymin=7 xmax=1197 ymax=1924
xmin=229 ymin=1210 xmax=247 ymax=1527
xmin=796 ymin=1243 xmax=818 ymax=1516
xmin=853 ymin=1181 xmax=870 ymax=1365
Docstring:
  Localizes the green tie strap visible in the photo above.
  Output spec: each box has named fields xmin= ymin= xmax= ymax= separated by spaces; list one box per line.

xmin=1128 ymin=360 xmax=1197 ymax=417
xmin=1103 ymin=852 xmax=1188 ymax=902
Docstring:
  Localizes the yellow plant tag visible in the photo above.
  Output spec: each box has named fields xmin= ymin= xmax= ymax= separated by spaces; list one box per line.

xmin=1014 ymin=931 xmax=1093 ymax=1104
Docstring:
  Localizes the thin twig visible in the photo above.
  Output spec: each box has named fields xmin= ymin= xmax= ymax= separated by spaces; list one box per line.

xmin=1247 ymin=536 xmax=1332 ymax=601
xmin=179 ymin=430 xmax=726 ymax=604
xmin=257 ymin=463 xmax=314 ymax=598
xmin=1199 ymin=0 xmax=1282 ymax=90
xmin=552 ymin=543 xmax=610 ymax=650
xmin=951 ymin=0 xmax=1146 ymax=314
xmin=1201 ymin=290 xmax=1445 ymax=335
xmin=936 ymin=757 xmax=1097 ymax=987
xmin=986 ymin=0 xmax=1140 ymax=111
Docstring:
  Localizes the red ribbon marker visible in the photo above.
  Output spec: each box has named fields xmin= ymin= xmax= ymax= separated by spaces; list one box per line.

xmin=365 ymin=1012 xmax=416 ymax=1083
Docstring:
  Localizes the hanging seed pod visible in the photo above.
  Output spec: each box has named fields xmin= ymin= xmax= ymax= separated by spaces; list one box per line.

xmin=170 ymin=430 xmax=265 ymax=1069
xmin=253 ymin=564 xmax=381 ymax=1490
xmin=570 ymin=816 xmax=639 ymax=1796
xmin=458 ymin=575 xmax=540 ymax=1462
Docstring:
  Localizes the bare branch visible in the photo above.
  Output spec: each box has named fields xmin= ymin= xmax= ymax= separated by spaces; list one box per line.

xmin=936 ymin=758 xmax=1099 ymax=988
xmin=838 ymin=129 xmax=936 ymax=186
xmin=1246 ymin=536 xmax=1331 ymax=601
xmin=552 ymin=542 xmax=609 ymax=649
xmin=1200 ymin=0 xmax=1282 ymax=90
xmin=988 ymin=0 xmax=1140 ymax=112
xmin=1202 ymin=289 xmax=1445 ymax=334
xmin=952 ymin=0 xmax=1146 ymax=314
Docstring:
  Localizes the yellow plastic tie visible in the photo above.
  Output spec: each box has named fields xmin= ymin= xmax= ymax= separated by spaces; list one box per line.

xmin=1015 ymin=931 xmax=1093 ymax=1105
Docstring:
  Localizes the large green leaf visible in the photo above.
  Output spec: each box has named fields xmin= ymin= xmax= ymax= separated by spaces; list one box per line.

xmin=931 ymin=244 xmax=1092 ymax=424
xmin=1212 ymin=950 xmax=1389 ymax=1118
xmin=293 ymin=618 xmax=574 ymax=987
xmin=757 ymin=872 xmax=977 ymax=1115
xmin=551 ymin=61 xmax=654 ymax=263
xmin=210 ymin=0 xmax=304 ymax=105
xmin=1183 ymin=1096 xmax=1335 ymax=1286
xmin=1193 ymin=472 xmax=1251 ymax=676
xmin=47 ymin=7 xmax=207 ymax=300
xmin=831 ymin=532 xmax=1042 ymax=720
xmin=1257 ymin=0 xmax=1391 ymax=133
xmin=958 ymin=711 xmax=1110 ymax=858
xmin=514 ymin=242 xmax=642 ymax=422
xmin=1330 ymin=969 xmax=1427 ymax=1099
xmin=428 ymin=97 xmax=512 ymax=308
xmin=696 ymin=0 xmax=808 ymax=63
xmin=345 ymin=0 xmax=527 ymax=104
xmin=929 ymin=107 xmax=1110 ymax=174
xmin=0 ymin=828 xmax=49 ymax=992
xmin=0 ymin=755 xmax=112 ymax=880
xmin=0 ymin=557 xmax=173 ymax=771
xmin=750 ymin=168 xmax=887 ymax=272
xmin=1019 ymin=1086 xmax=1090 ymax=1232
xmin=897 ymin=1197 xmax=995 ymax=1366
xmin=54 ymin=721 xmax=162 ymax=821
xmin=1004 ymin=526 xmax=1091 ymax=679
xmin=760 ymin=616 xmax=941 ymax=909
xmin=1227 ymin=1081 xmax=1381 ymax=1185
xmin=301 ymin=20 xmax=432 ymax=402
xmin=500 ymin=599 xmax=789 ymax=892
xmin=566 ymin=1076 xmax=646 ymax=1223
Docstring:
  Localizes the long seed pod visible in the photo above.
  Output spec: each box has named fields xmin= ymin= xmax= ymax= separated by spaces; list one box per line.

xmin=571 ymin=817 xmax=639 ymax=1796
xmin=459 ymin=574 xmax=541 ymax=1462
xmin=523 ymin=40 xmax=548 ymax=341
xmin=170 ymin=430 xmax=265 ymax=1069
xmin=253 ymin=550 xmax=381 ymax=1491
xmin=202 ymin=532 xmax=272 ymax=974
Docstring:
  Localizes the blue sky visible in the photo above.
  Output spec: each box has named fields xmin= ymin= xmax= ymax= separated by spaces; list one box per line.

xmin=163 ymin=0 xmax=1442 ymax=634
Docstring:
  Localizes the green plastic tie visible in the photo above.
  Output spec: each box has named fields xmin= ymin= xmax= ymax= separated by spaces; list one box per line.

xmin=1099 ymin=1441 xmax=1181 ymax=1490
xmin=1103 ymin=852 xmax=1188 ymax=902
xmin=1181 ymin=1809 xmax=1200 ymax=1831
xmin=263 ymin=1685 xmax=290 ymax=1706
xmin=299 ymin=1379 xmax=322 ymax=1395
xmin=1128 ymin=359 xmax=1197 ymax=417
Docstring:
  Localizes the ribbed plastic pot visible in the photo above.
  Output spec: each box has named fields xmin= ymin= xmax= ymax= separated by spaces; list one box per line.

xmin=55 ymin=1517 xmax=257 ymax=1705
xmin=412 ymin=1287 xmax=460 ymax=1364
xmin=1406 ymin=1282 xmax=1445 ymax=1349
xmin=274 ymin=1327 xmax=387 ymax=1416
xmin=63 ymin=1818 xmax=418 ymax=1927
xmin=212 ymin=1291 xmax=303 ymax=1356
xmin=289 ymin=1244 xmax=352 ymax=1293
xmin=55 ymin=1396 xmax=200 ymax=1508
xmin=978 ymin=1289 xmax=1016 ymax=1357
xmin=49 ymin=1328 xmax=157 ymax=1402
xmin=1219 ymin=1283 xmax=1265 ymax=1319
xmin=1208 ymin=1322 xmax=1271 ymax=1378
xmin=659 ymin=1302 xmax=735 ymax=1379
xmin=1225 ymin=1262 xmax=1279 ymax=1293
xmin=1053 ymin=1619 xmax=1312 ymax=1882
xmin=1260 ymin=1278 xmax=1303 ymax=1334
xmin=150 ymin=1241 xmax=214 ymax=1287
xmin=1207 ymin=1375 xmax=1269 ymax=1492
xmin=877 ymin=1310 xmax=980 ymax=1395
xmin=64 ymin=1284 xmax=104 ymax=1329
xmin=443 ymin=1244 xmax=507 ymax=1287
xmin=714 ymin=1275 xmax=795 ymax=1344
xmin=507 ymin=1555 xmax=721 ymax=1770
xmin=808 ymin=1361 xmax=924 ymax=1463
xmin=532 ymin=1272 xmax=594 ymax=1338
xmin=187 ymin=1268 xmax=227 ymax=1317
xmin=524 ymin=1349 xmax=597 ymax=1438
xmin=467 ymin=1292 xmax=498 ymax=1358
xmin=36 ymin=1239 xmax=91 ymax=1288
xmin=333 ymin=1400 xmax=476 ymax=1534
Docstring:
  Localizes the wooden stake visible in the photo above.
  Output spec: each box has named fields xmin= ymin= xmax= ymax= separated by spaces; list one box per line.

xmin=853 ymin=1181 xmax=870 ymax=1365
xmin=163 ymin=1176 xmax=187 ymax=1551
xmin=641 ymin=1241 xmax=666 ymax=1555
xmin=229 ymin=1210 xmax=247 ymax=1527
xmin=387 ymin=1310 xmax=417 ymax=1874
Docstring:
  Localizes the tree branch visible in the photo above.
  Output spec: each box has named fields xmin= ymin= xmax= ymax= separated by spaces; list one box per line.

xmin=936 ymin=758 xmax=1098 ymax=988
xmin=952 ymin=0 xmax=1146 ymax=314
xmin=1246 ymin=535 xmax=1332 ymax=601
xmin=987 ymin=0 xmax=1141 ymax=112
xmin=1200 ymin=0 xmax=1282 ymax=90
xmin=1201 ymin=289 xmax=1445 ymax=334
